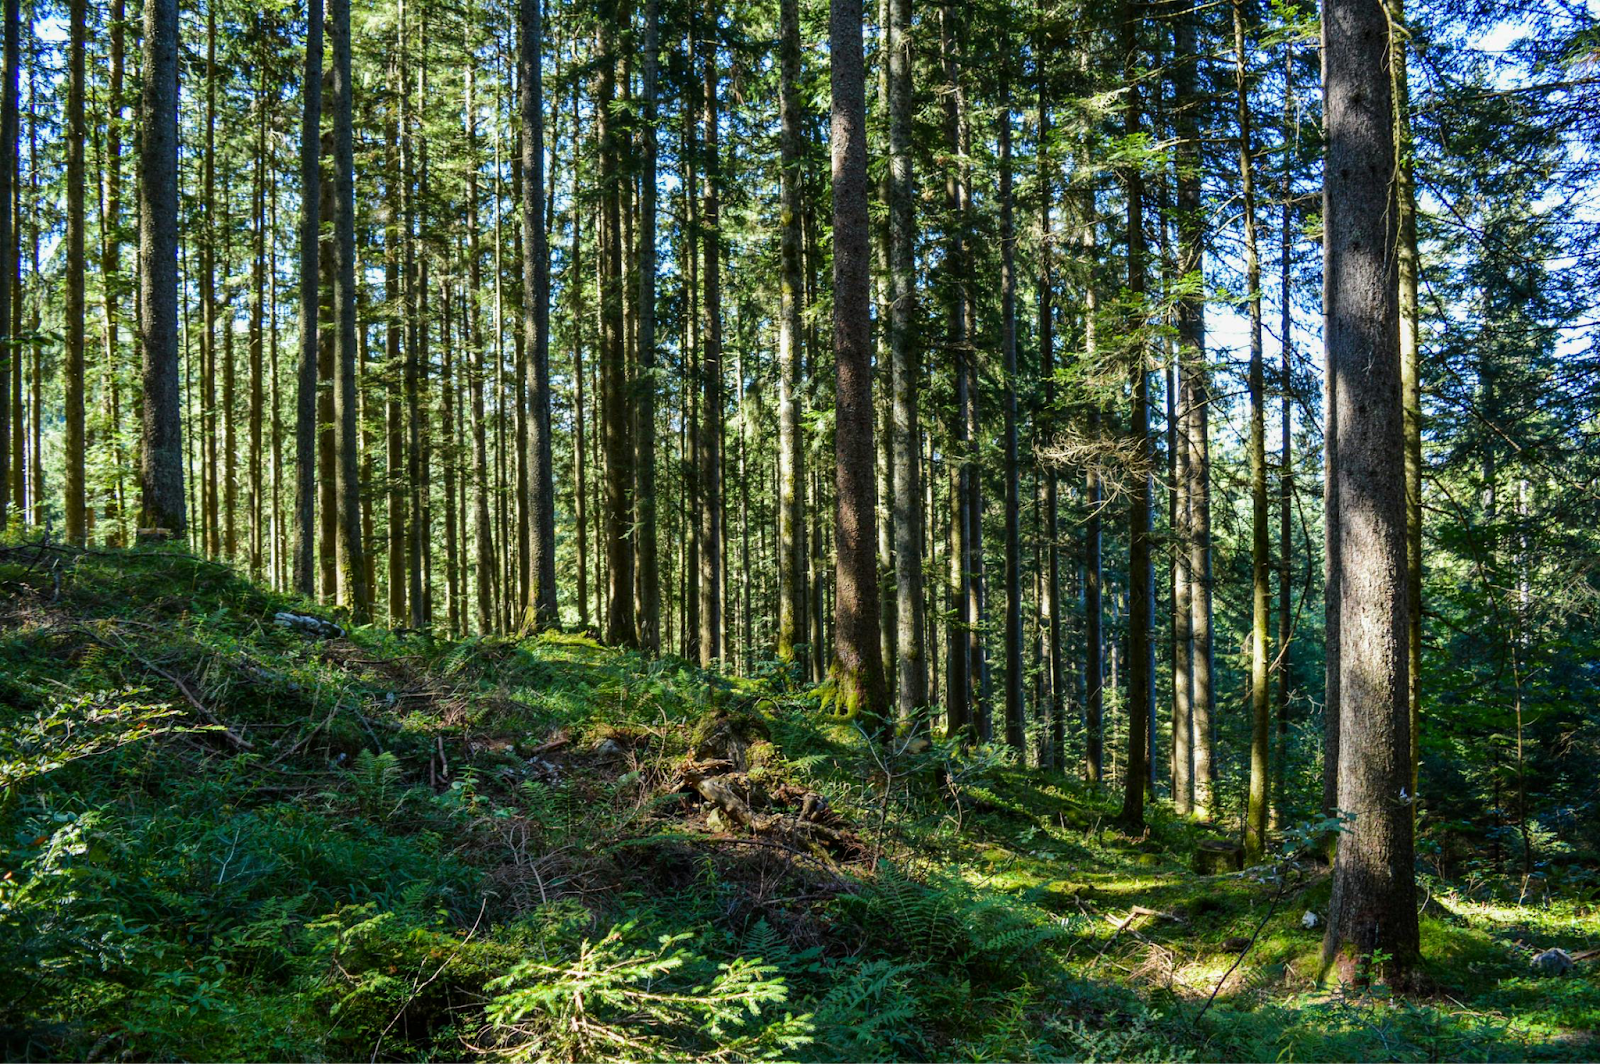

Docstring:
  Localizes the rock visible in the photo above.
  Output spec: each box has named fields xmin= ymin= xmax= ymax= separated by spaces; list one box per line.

xmin=1532 ymin=948 xmax=1575 ymax=975
xmin=274 ymin=611 xmax=344 ymax=638
xmin=595 ymin=738 xmax=624 ymax=758
xmin=1193 ymin=839 xmax=1245 ymax=875
xmin=1301 ymin=910 xmax=1321 ymax=930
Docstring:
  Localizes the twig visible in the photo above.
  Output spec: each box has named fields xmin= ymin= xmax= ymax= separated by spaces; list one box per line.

xmin=77 ymin=626 xmax=254 ymax=750
xmin=1194 ymin=864 xmax=1294 ymax=1027
xmin=369 ymin=897 xmax=488 ymax=1063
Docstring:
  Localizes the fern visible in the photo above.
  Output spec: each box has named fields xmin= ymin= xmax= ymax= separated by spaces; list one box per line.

xmin=352 ymin=749 xmax=402 ymax=818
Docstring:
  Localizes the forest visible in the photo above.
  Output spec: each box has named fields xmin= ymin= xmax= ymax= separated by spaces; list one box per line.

xmin=1 ymin=0 xmax=1598 ymax=1055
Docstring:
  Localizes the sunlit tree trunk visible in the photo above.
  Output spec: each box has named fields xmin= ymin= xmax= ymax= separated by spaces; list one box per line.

xmin=1321 ymin=0 xmax=1418 ymax=978
xmin=830 ymin=0 xmax=891 ymax=732
xmin=636 ymin=0 xmax=661 ymax=652
xmin=1237 ymin=0 xmax=1270 ymax=860
xmin=1118 ymin=0 xmax=1151 ymax=829
xmin=138 ymin=0 xmax=183 ymax=538
xmin=522 ymin=0 xmax=557 ymax=625
xmin=776 ymin=0 xmax=806 ymax=668
xmin=64 ymin=0 xmax=87 ymax=544
xmin=294 ymin=0 xmax=321 ymax=594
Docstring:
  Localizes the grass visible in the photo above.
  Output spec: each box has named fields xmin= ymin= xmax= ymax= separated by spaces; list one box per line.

xmin=1 ymin=541 xmax=1596 ymax=1060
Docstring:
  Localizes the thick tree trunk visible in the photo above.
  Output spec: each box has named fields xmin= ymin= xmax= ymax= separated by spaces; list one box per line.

xmin=137 ymin=0 xmax=183 ymax=538
xmin=1275 ymin=41 xmax=1295 ymax=831
xmin=0 ymin=0 xmax=16 ymax=529
xmin=776 ymin=0 xmax=806 ymax=668
xmin=636 ymin=0 xmax=661 ymax=653
xmin=600 ymin=0 xmax=636 ymax=647
xmin=385 ymin=106 xmax=406 ymax=623
xmin=1000 ymin=52 xmax=1024 ymax=752
xmin=1238 ymin=0 xmax=1271 ymax=862
xmin=939 ymin=3 xmax=969 ymax=738
xmin=698 ymin=10 xmax=725 ymax=664
xmin=1039 ymin=44 xmax=1063 ymax=770
xmin=521 ymin=0 xmax=557 ymax=626
xmin=1321 ymin=0 xmax=1418 ymax=978
xmin=830 ymin=0 xmax=891 ymax=732
xmin=1391 ymin=0 xmax=1422 ymax=809
xmin=467 ymin=71 xmax=493 ymax=634
xmin=294 ymin=0 xmax=322 ymax=593
xmin=249 ymin=53 xmax=266 ymax=576
xmin=64 ymin=0 xmax=86 ymax=544
xmin=888 ymin=0 xmax=925 ymax=722
xmin=1083 ymin=218 xmax=1103 ymax=785
xmin=1118 ymin=0 xmax=1151 ymax=830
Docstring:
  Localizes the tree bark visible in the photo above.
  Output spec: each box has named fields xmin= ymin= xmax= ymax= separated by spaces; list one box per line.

xmin=636 ymin=0 xmax=661 ymax=652
xmin=1083 ymin=215 xmax=1104 ymax=785
xmin=830 ymin=0 xmax=891 ymax=732
xmin=776 ymin=0 xmax=806 ymax=669
xmin=1000 ymin=48 xmax=1024 ymax=752
xmin=1321 ymin=0 xmax=1419 ymax=978
xmin=0 ymin=0 xmax=16 ymax=529
xmin=1118 ymin=0 xmax=1151 ymax=830
xmin=1237 ymin=0 xmax=1270 ymax=861
xmin=887 ymin=0 xmax=925 ymax=722
xmin=522 ymin=0 xmax=557 ymax=626
xmin=600 ymin=0 xmax=636 ymax=647
xmin=294 ymin=0 xmax=322 ymax=593
xmin=64 ymin=0 xmax=87 ymax=544
xmin=137 ymin=0 xmax=183 ymax=538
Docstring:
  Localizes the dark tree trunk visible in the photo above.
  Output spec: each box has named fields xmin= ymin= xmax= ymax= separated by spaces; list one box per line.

xmin=698 ymin=6 xmax=724 ymax=664
xmin=137 ymin=0 xmax=183 ymax=538
xmin=999 ymin=49 xmax=1024 ymax=752
xmin=1118 ymin=0 xmax=1151 ymax=830
xmin=636 ymin=0 xmax=661 ymax=652
xmin=888 ymin=0 xmax=925 ymax=722
xmin=1321 ymin=0 xmax=1418 ymax=978
xmin=522 ymin=0 xmax=557 ymax=625
xmin=600 ymin=0 xmax=636 ymax=647
xmin=64 ymin=0 xmax=86 ymax=544
xmin=776 ymin=0 xmax=806 ymax=668
xmin=0 ymin=0 xmax=15 ymax=529
xmin=294 ymin=0 xmax=322 ymax=593
xmin=830 ymin=0 xmax=890 ymax=732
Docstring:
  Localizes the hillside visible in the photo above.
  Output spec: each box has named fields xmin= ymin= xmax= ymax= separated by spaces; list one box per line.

xmin=1 ymin=543 xmax=1596 ymax=1061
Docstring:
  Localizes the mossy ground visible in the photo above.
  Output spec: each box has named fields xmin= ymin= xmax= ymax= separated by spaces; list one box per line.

xmin=2 ymin=543 xmax=1596 ymax=1060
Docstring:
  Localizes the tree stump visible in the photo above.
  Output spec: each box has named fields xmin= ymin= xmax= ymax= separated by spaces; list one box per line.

xmin=1193 ymin=839 xmax=1245 ymax=875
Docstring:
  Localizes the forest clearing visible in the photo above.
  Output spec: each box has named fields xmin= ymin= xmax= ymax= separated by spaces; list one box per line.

xmin=1 ymin=0 xmax=1598 ymax=1056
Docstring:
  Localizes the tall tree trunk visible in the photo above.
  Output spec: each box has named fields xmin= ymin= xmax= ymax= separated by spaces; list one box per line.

xmin=0 ymin=0 xmax=16 ymax=529
xmin=1118 ymin=0 xmax=1151 ymax=829
xmin=776 ymin=0 xmax=806 ymax=668
xmin=64 ymin=0 xmax=87 ymax=544
xmin=1275 ymin=39 xmax=1295 ymax=830
xmin=249 ymin=49 xmax=266 ymax=577
xmin=830 ymin=0 xmax=891 ymax=732
xmin=440 ymin=281 xmax=459 ymax=633
xmin=467 ymin=69 xmax=493 ymax=634
xmin=521 ymin=0 xmax=556 ymax=625
xmin=999 ymin=47 xmax=1024 ymax=751
xmin=887 ymin=0 xmax=925 ymax=722
xmin=1237 ymin=0 xmax=1270 ymax=860
xmin=636 ymin=0 xmax=661 ymax=652
xmin=138 ymin=0 xmax=183 ymax=538
xmin=318 ymin=120 xmax=338 ymax=603
xmin=1321 ymin=0 xmax=1418 ymax=978
xmin=600 ymin=0 xmax=636 ymax=647
xmin=698 ymin=9 xmax=724 ymax=664
xmin=294 ymin=0 xmax=322 ymax=593
xmin=941 ymin=3 xmax=969 ymax=737
xmin=202 ymin=5 xmax=220 ymax=557
xmin=1038 ymin=25 xmax=1063 ymax=769
xmin=385 ymin=100 xmax=406 ymax=623
xmin=1175 ymin=1 xmax=1214 ymax=818
xmin=1391 ymin=0 xmax=1422 ymax=810
xmin=574 ymin=195 xmax=591 ymax=632
xmin=1082 ymin=216 xmax=1103 ymax=785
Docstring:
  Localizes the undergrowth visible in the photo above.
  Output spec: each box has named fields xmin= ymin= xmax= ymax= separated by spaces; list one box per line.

xmin=1 ymin=542 xmax=1595 ymax=1060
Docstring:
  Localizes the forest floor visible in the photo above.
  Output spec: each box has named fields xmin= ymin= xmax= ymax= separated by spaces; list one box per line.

xmin=2 ymin=542 xmax=1597 ymax=1061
